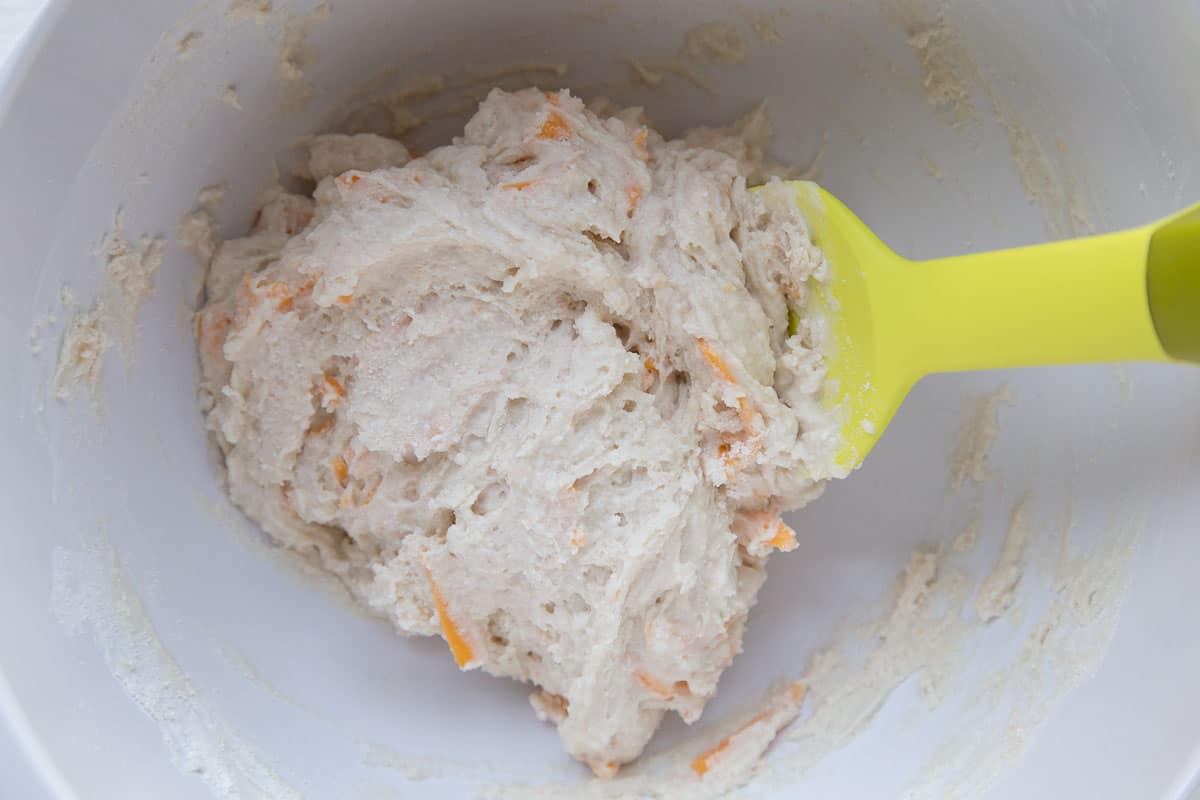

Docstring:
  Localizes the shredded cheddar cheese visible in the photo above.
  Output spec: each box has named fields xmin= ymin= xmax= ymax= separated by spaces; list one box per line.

xmin=536 ymin=110 xmax=572 ymax=141
xmin=633 ymin=128 xmax=649 ymax=159
xmin=636 ymin=670 xmax=675 ymax=698
xmin=330 ymin=456 xmax=348 ymax=487
xmin=320 ymin=373 xmax=346 ymax=411
xmin=691 ymin=710 xmax=769 ymax=776
xmin=423 ymin=565 xmax=477 ymax=669
xmin=691 ymin=683 xmax=807 ymax=777
xmin=627 ymin=185 xmax=643 ymax=216
xmin=697 ymin=338 xmax=736 ymax=383
xmin=766 ymin=520 xmax=798 ymax=552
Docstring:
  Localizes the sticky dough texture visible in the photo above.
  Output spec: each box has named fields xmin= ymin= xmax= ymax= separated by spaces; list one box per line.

xmin=196 ymin=88 xmax=833 ymax=773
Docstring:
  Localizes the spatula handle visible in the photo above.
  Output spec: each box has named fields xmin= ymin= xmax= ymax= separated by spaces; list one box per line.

xmin=903 ymin=214 xmax=1197 ymax=374
xmin=1147 ymin=205 xmax=1200 ymax=362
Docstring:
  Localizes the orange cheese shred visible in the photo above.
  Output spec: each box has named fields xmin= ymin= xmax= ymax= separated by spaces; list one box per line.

xmin=691 ymin=711 xmax=770 ymax=776
xmin=738 ymin=511 xmax=797 ymax=553
xmin=330 ymin=456 xmax=348 ymax=487
xmin=308 ymin=417 xmax=334 ymax=436
xmin=697 ymin=339 xmax=761 ymax=469
xmin=627 ymin=185 xmax=643 ymax=217
xmin=320 ymin=373 xmax=346 ymax=410
xmin=697 ymin=338 xmax=736 ymax=383
xmin=766 ymin=519 xmax=798 ymax=552
xmin=357 ymin=475 xmax=382 ymax=506
xmin=641 ymin=356 xmax=660 ymax=390
xmin=423 ymin=565 xmax=477 ymax=669
xmin=586 ymin=759 xmax=620 ymax=779
xmin=635 ymin=670 xmax=675 ymax=699
xmin=536 ymin=110 xmax=572 ymax=141
xmin=633 ymin=128 xmax=649 ymax=159
xmin=691 ymin=683 xmax=807 ymax=777
xmin=251 ymin=279 xmax=294 ymax=312
xmin=735 ymin=396 xmax=757 ymax=429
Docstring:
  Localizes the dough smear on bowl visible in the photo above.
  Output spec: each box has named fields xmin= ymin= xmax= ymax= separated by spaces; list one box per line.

xmin=195 ymin=87 xmax=835 ymax=775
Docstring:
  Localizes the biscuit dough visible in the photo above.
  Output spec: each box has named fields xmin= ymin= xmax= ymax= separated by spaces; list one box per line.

xmin=196 ymin=88 xmax=834 ymax=774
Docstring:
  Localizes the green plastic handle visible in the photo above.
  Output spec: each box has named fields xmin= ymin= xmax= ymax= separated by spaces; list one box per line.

xmin=1148 ymin=205 xmax=1200 ymax=363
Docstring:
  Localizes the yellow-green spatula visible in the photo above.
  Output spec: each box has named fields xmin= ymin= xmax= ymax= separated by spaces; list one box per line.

xmin=776 ymin=181 xmax=1200 ymax=479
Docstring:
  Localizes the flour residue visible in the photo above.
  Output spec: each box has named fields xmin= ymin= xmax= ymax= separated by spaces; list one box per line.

xmin=975 ymin=495 xmax=1032 ymax=621
xmin=906 ymin=23 xmax=974 ymax=121
xmin=52 ymin=305 xmax=108 ymax=403
xmin=222 ymin=85 xmax=244 ymax=111
xmin=51 ymin=531 xmax=300 ymax=800
xmin=28 ymin=309 xmax=60 ymax=358
xmin=176 ymin=30 xmax=203 ymax=60
xmin=919 ymin=151 xmax=944 ymax=181
xmin=754 ymin=490 xmax=1136 ymax=800
xmin=178 ymin=185 xmax=227 ymax=265
xmin=31 ymin=280 xmax=78 ymax=363
xmin=738 ymin=8 xmax=788 ymax=44
xmin=951 ymin=504 xmax=982 ymax=553
xmin=360 ymin=742 xmax=507 ymax=784
xmin=103 ymin=225 xmax=167 ymax=363
xmin=626 ymin=22 xmax=748 ymax=95
xmin=53 ymin=223 xmax=166 ymax=407
xmin=885 ymin=1 xmax=1096 ymax=237
xmin=625 ymin=58 xmax=713 ymax=94
xmin=774 ymin=549 xmax=974 ymax=776
xmin=668 ymin=681 xmax=809 ymax=796
xmin=949 ymin=384 xmax=1014 ymax=488
xmin=217 ymin=641 xmax=319 ymax=716
xmin=226 ymin=0 xmax=272 ymax=25
xmin=277 ymin=1 xmax=332 ymax=109
xmin=884 ymin=0 xmax=977 ymax=123
xmin=362 ymin=743 xmax=441 ymax=782
xmin=905 ymin=510 xmax=1140 ymax=800
xmin=359 ymin=738 xmax=550 ymax=792
xmin=995 ymin=115 xmax=1095 ymax=237
xmin=682 ymin=22 xmax=747 ymax=65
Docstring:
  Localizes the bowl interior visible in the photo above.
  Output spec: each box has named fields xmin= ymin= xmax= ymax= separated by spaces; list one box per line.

xmin=3 ymin=1 xmax=1200 ymax=798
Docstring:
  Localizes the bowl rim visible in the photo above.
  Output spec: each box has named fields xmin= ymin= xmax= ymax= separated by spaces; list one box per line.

xmin=0 ymin=0 xmax=69 ymax=123
xmin=1 ymin=3 xmax=87 ymax=794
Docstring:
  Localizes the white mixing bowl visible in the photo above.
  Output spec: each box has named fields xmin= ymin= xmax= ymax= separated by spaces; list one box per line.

xmin=3 ymin=1 xmax=1199 ymax=798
